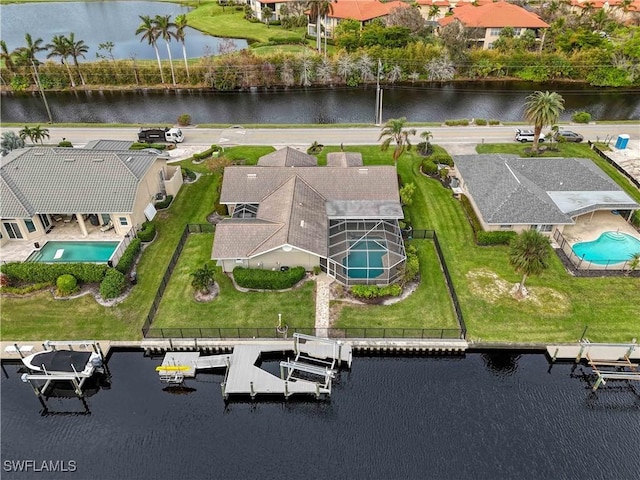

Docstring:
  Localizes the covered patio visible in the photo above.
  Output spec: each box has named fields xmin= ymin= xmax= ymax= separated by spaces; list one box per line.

xmin=560 ymin=210 xmax=640 ymax=245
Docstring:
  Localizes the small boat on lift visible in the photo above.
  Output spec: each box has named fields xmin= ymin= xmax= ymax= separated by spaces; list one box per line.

xmin=22 ymin=349 xmax=103 ymax=377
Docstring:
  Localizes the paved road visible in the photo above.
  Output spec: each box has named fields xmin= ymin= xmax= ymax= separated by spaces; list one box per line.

xmin=1 ymin=124 xmax=636 ymax=147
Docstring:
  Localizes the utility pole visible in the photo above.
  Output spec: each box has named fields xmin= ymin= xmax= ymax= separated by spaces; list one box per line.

xmin=32 ymin=61 xmax=53 ymax=123
xmin=375 ymin=59 xmax=382 ymax=126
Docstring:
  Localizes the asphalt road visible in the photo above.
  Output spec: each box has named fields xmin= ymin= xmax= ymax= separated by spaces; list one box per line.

xmin=1 ymin=124 xmax=637 ymax=147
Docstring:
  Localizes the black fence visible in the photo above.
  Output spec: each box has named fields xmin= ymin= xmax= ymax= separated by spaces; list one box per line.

xmin=142 ymin=225 xmax=467 ymax=340
xmin=589 ymin=142 xmax=640 ymax=189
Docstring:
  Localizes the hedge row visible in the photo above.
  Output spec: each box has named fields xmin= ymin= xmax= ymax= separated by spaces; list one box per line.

xmin=233 ymin=266 xmax=305 ymax=290
xmin=477 ymin=231 xmax=517 ymax=245
xmin=193 ymin=145 xmax=221 ymax=161
xmin=115 ymin=238 xmax=142 ymax=274
xmin=431 ymin=152 xmax=454 ymax=166
xmin=351 ymin=284 xmax=402 ymax=299
xmin=1 ymin=262 xmax=108 ymax=283
xmin=100 ymin=269 xmax=127 ymax=299
xmin=138 ymin=222 xmax=156 ymax=242
xmin=444 ymin=118 xmax=470 ymax=126
xmin=155 ymin=195 xmax=173 ymax=210
xmin=130 ymin=142 xmax=167 ymax=150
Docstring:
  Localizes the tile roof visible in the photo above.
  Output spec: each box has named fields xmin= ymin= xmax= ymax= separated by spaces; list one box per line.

xmin=329 ymin=0 xmax=407 ymax=21
xmin=438 ymin=1 xmax=549 ymax=28
xmin=0 ymin=147 xmax=158 ymax=218
xmin=84 ymin=140 xmax=135 ymax=151
xmin=257 ymin=147 xmax=318 ymax=167
xmin=326 ymin=152 xmax=364 ymax=167
xmin=454 ymin=154 xmax=639 ymax=225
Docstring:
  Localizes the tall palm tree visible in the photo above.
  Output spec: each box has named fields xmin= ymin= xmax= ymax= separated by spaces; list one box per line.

xmin=509 ymin=229 xmax=550 ymax=298
xmin=378 ymin=117 xmax=417 ymax=168
xmin=66 ymin=33 xmax=88 ymax=86
xmin=30 ymin=125 xmax=50 ymax=145
xmin=174 ymin=14 xmax=190 ymax=81
xmin=136 ymin=15 xmax=165 ymax=84
xmin=0 ymin=40 xmax=16 ymax=83
xmin=428 ymin=5 xmax=440 ymax=21
xmin=420 ymin=130 xmax=433 ymax=153
xmin=523 ymin=91 xmax=565 ymax=151
xmin=307 ymin=0 xmax=334 ymax=53
xmin=47 ymin=35 xmax=76 ymax=87
xmin=19 ymin=126 xmax=35 ymax=144
xmin=17 ymin=33 xmax=46 ymax=85
xmin=155 ymin=14 xmax=177 ymax=85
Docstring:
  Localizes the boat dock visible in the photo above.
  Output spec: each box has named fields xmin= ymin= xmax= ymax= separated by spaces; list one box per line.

xmin=546 ymin=340 xmax=638 ymax=363
xmin=155 ymin=334 xmax=352 ymax=399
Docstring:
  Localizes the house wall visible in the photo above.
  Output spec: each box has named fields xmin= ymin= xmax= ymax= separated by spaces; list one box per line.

xmin=129 ymin=159 xmax=180 ymax=229
xmin=164 ymin=165 xmax=183 ymax=198
xmin=219 ymin=248 xmax=321 ymax=273
xmin=0 ymin=216 xmax=47 ymax=244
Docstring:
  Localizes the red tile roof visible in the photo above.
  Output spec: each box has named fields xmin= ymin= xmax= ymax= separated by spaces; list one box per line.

xmin=416 ymin=0 xmax=451 ymax=6
xmin=328 ymin=0 xmax=407 ymax=21
xmin=438 ymin=1 xmax=550 ymax=28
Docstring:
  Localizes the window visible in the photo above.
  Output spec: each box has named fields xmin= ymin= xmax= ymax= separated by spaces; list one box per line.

xmin=119 ymin=217 xmax=128 ymax=226
xmin=532 ymin=224 xmax=553 ymax=232
xmin=490 ymin=28 xmax=501 ymax=36
xmin=25 ymin=219 xmax=37 ymax=233
xmin=3 ymin=222 xmax=23 ymax=239
xmin=499 ymin=225 xmax=512 ymax=230
xmin=513 ymin=28 xmax=522 ymax=36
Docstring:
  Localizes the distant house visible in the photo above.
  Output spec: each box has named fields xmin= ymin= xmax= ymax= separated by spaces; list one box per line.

xmin=307 ymin=0 xmax=407 ymax=39
xmin=0 ymin=145 xmax=182 ymax=246
xmin=212 ymin=148 xmax=406 ymax=286
xmin=567 ymin=0 xmax=640 ymax=22
xmin=453 ymin=154 xmax=639 ymax=234
xmin=437 ymin=1 xmax=549 ymax=49
xmin=416 ymin=0 xmax=452 ymax=21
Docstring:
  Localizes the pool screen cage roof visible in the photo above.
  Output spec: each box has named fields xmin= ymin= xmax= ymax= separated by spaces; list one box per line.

xmin=324 ymin=218 xmax=406 ymax=286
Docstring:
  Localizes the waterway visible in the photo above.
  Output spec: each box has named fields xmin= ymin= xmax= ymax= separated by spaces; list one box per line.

xmin=0 ymin=2 xmax=247 ymax=60
xmin=2 ymin=350 xmax=639 ymax=479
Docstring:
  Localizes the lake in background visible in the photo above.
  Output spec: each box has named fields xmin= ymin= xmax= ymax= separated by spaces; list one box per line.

xmin=0 ymin=1 xmax=247 ymax=60
xmin=2 ymin=351 xmax=639 ymax=479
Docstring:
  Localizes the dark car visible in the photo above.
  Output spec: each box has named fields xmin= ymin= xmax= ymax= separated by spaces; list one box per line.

xmin=555 ymin=130 xmax=584 ymax=143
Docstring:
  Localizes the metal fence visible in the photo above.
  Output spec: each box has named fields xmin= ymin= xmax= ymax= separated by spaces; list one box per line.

xmin=589 ymin=142 xmax=640 ymax=189
xmin=109 ymin=226 xmax=137 ymax=267
xmin=553 ymin=229 xmax=634 ymax=271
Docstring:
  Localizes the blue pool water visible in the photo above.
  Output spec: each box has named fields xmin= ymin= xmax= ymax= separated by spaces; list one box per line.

xmin=572 ymin=231 xmax=640 ymax=265
xmin=28 ymin=241 xmax=120 ymax=263
xmin=343 ymin=240 xmax=386 ymax=278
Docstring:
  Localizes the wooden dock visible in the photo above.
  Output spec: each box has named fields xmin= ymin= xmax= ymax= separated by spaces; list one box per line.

xmin=546 ymin=341 xmax=638 ymax=362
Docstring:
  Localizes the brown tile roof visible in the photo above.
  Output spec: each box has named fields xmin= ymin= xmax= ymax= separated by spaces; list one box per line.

xmin=438 ymin=1 xmax=549 ymax=28
xmin=326 ymin=152 xmax=364 ymax=167
xmin=257 ymin=147 xmax=317 ymax=167
xmin=329 ymin=0 xmax=407 ymax=21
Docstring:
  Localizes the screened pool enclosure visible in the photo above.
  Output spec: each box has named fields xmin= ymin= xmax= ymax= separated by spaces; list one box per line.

xmin=322 ymin=219 xmax=406 ymax=286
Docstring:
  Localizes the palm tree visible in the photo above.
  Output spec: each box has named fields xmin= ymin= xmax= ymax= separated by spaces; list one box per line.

xmin=16 ymin=33 xmax=46 ymax=85
xmin=18 ymin=126 xmax=35 ymax=144
xmin=66 ymin=33 xmax=89 ymax=86
xmin=0 ymin=40 xmax=15 ymax=83
xmin=174 ymin=14 xmax=190 ymax=81
xmin=136 ymin=15 xmax=165 ymax=84
xmin=420 ymin=130 xmax=433 ymax=154
xmin=523 ymin=91 xmax=565 ymax=152
xmin=379 ymin=117 xmax=417 ymax=168
xmin=47 ymin=35 xmax=76 ymax=87
xmin=428 ymin=5 xmax=440 ymax=21
xmin=155 ymin=14 xmax=177 ymax=85
xmin=191 ymin=263 xmax=216 ymax=294
xmin=307 ymin=0 xmax=335 ymax=53
xmin=627 ymin=252 xmax=640 ymax=276
xmin=509 ymin=229 xmax=550 ymax=298
xmin=0 ymin=131 xmax=25 ymax=155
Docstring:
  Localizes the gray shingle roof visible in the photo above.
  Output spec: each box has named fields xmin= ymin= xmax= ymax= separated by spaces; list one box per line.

xmin=454 ymin=154 xmax=639 ymax=225
xmin=257 ymin=147 xmax=317 ymax=167
xmin=0 ymin=147 xmax=158 ymax=218
xmin=326 ymin=152 xmax=363 ymax=167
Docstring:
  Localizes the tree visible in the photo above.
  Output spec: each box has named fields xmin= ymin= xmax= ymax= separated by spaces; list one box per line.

xmin=307 ymin=0 xmax=335 ymax=53
xmin=523 ymin=91 xmax=565 ymax=151
xmin=428 ymin=5 xmax=440 ymax=21
xmin=509 ymin=229 xmax=550 ymax=298
xmin=378 ymin=117 xmax=417 ymax=168
xmin=15 ymin=33 xmax=46 ymax=85
xmin=20 ymin=125 xmax=49 ymax=145
xmin=0 ymin=40 xmax=15 ymax=83
xmin=627 ymin=252 xmax=640 ymax=276
xmin=96 ymin=42 xmax=116 ymax=62
xmin=1 ymin=131 xmax=25 ymax=155
xmin=155 ymin=14 xmax=177 ymax=85
xmin=420 ymin=130 xmax=433 ymax=154
xmin=174 ymin=14 xmax=190 ymax=81
xmin=191 ymin=263 xmax=216 ymax=294
xmin=66 ymin=33 xmax=89 ymax=86
xmin=262 ymin=6 xmax=273 ymax=27
xmin=386 ymin=5 xmax=426 ymax=35
xmin=136 ymin=15 xmax=165 ymax=84
xmin=47 ymin=35 xmax=75 ymax=87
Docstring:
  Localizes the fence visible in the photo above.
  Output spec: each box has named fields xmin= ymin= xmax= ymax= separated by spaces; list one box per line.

xmin=553 ymin=229 xmax=634 ymax=272
xmin=142 ymin=225 xmax=466 ymax=340
xmin=589 ymin=142 xmax=640 ymax=189
xmin=109 ymin=226 xmax=137 ymax=267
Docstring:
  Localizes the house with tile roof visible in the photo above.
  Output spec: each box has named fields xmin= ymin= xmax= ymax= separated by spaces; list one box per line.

xmin=212 ymin=148 xmax=406 ymax=286
xmin=437 ymin=1 xmax=549 ymax=50
xmin=0 ymin=146 xmax=182 ymax=247
xmin=453 ymin=154 xmax=638 ymax=235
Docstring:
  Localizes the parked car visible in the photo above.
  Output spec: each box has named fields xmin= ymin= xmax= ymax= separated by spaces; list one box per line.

xmin=554 ymin=130 xmax=584 ymax=143
xmin=515 ymin=129 xmax=545 ymax=143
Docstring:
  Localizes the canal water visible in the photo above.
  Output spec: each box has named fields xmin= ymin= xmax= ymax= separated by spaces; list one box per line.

xmin=2 ymin=83 xmax=639 ymax=124
xmin=2 ymin=350 xmax=639 ymax=479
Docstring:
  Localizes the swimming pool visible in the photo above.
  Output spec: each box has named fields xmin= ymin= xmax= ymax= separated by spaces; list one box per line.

xmin=28 ymin=241 xmax=120 ymax=263
xmin=343 ymin=240 xmax=386 ymax=279
xmin=572 ymin=231 xmax=640 ymax=265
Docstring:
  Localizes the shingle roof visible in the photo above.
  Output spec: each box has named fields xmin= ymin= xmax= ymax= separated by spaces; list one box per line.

xmin=257 ymin=147 xmax=317 ymax=167
xmin=0 ymin=147 xmax=158 ymax=217
xmin=438 ymin=1 xmax=549 ymax=28
xmin=454 ymin=154 xmax=639 ymax=225
xmin=326 ymin=152 xmax=363 ymax=167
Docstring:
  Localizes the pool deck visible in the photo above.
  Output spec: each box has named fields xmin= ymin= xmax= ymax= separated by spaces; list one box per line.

xmin=559 ymin=210 xmax=640 ymax=245
xmin=0 ymin=220 xmax=121 ymax=263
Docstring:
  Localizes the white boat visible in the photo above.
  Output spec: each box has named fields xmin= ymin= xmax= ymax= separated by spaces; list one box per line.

xmin=22 ymin=349 xmax=103 ymax=377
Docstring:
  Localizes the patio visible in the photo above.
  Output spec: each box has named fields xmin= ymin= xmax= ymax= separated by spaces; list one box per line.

xmin=0 ymin=218 xmax=121 ymax=263
xmin=559 ymin=210 xmax=640 ymax=245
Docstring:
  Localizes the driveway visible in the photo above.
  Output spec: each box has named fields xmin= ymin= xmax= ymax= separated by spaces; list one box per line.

xmin=442 ymin=143 xmax=478 ymax=155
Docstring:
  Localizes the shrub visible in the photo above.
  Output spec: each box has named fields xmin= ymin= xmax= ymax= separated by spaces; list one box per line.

xmin=400 ymin=244 xmax=419 ymax=285
xmin=431 ymin=152 xmax=454 ymax=166
xmin=474 ymin=118 xmax=487 ymax=126
xmin=99 ymin=269 xmax=127 ymax=299
xmin=572 ymin=111 xmax=591 ymax=124
xmin=177 ymin=113 xmax=191 ymax=126
xmin=2 ymin=282 xmax=52 ymax=295
xmin=444 ymin=118 xmax=470 ymax=126
xmin=182 ymin=167 xmax=196 ymax=181
xmin=422 ymin=159 xmax=438 ymax=175
xmin=214 ymin=202 xmax=229 ymax=216
xmin=477 ymin=230 xmax=517 ymax=245
xmin=312 ymin=265 xmax=322 ymax=275
xmin=1 ymin=262 xmax=107 ymax=284
xmin=489 ymin=119 xmax=501 ymax=125
xmin=460 ymin=195 xmax=482 ymax=235
xmin=416 ymin=141 xmax=433 ymax=156
xmin=115 ymin=238 xmax=142 ymax=274
xmin=350 ymin=284 xmax=402 ymax=299
xmin=57 ymin=140 xmax=73 ymax=147
xmin=233 ymin=266 xmax=305 ymax=290
xmin=56 ymin=274 xmax=78 ymax=296
xmin=0 ymin=272 xmax=9 ymax=288
xmin=631 ymin=210 xmax=640 ymax=228
xmin=130 ymin=142 xmax=166 ymax=150
xmin=155 ymin=195 xmax=173 ymax=209
xmin=399 ymin=182 xmax=416 ymax=206
xmin=138 ymin=222 xmax=156 ymax=243
xmin=307 ymin=141 xmax=323 ymax=154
